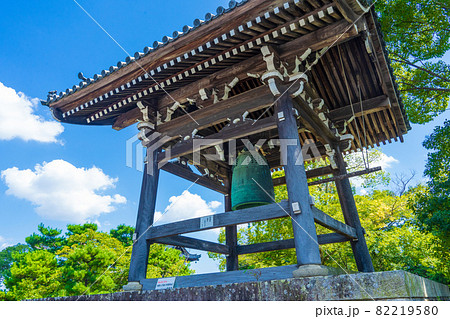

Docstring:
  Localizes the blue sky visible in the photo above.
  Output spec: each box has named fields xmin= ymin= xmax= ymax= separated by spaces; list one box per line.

xmin=0 ymin=0 xmax=448 ymax=274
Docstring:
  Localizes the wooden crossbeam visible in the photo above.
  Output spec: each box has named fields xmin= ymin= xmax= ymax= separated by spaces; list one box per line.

xmin=161 ymin=162 xmax=229 ymax=194
xmin=158 ymin=85 xmax=275 ymax=140
xmin=307 ymin=167 xmax=382 ymax=186
xmin=312 ymin=206 xmax=357 ymax=238
xmin=236 ymin=233 xmax=350 ymax=255
xmin=272 ymin=165 xmax=335 ymax=187
xmin=147 ymin=201 xmax=290 ymax=240
xmin=273 ymin=167 xmax=382 ymax=188
xmin=328 ymin=95 xmax=390 ymax=122
xmin=147 ymin=200 xmax=357 ymax=241
xmin=157 ymin=115 xmax=277 ymax=164
xmin=152 ymin=235 xmax=230 ymax=255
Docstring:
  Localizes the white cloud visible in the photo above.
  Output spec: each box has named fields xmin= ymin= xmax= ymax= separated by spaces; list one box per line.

xmin=154 ymin=191 xmax=222 ymax=241
xmin=0 ymin=82 xmax=64 ymax=143
xmin=1 ymin=160 xmax=126 ymax=223
xmin=372 ymin=153 xmax=399 ymax=170
xmin=351 ymin=153 xmax=400 ymax=190
xmin=0 ymin=236 xmax=11 ymax=250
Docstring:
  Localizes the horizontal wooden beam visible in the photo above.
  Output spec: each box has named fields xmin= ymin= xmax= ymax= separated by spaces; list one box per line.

xmin=278 ymin=18 xmax=363 ymax=58
xmin=158 ymin=115 xmax=277 ymax=164
xmin=273 ymin=167 xmax=382 ymax=188
xmin=312 ymin=206 xmax=357 ymax=239
xmin=335 ymin=0 xmax=360 ymax=23
xmin=113 ymin=107 xmax=142 ymax=131
xmin=308 ymin=166 xmax=382 ymax=186
xmin=328 ymin=95 xmax=390 ymax=122
xmin=161 ymin=162 xmax=229 ymax=194
xmin=152 ymin=235 xmax=230 ymax=255
xmin=159 ymin=85 xmax=275 ymax=139
xmin=147 ymin=199 xmax=356 ymax=242
xmin=147 ymin=201 xmax=290 ymax=240
xmin=236 ymin=233 xmax=351 ymax=255
xmin=272 ymin=165 xmax=335 ymax=187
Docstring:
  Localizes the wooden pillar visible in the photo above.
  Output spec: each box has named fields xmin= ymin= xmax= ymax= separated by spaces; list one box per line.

xmin=128 ymin=147 xmax=160 ymax=282
xmin=275 ymin=94 xmax=322 ymax=266
xmin=333 ymin=145 xmax=374 ymax=272
xmin=225 ymin=193 xmax=239 ymax=271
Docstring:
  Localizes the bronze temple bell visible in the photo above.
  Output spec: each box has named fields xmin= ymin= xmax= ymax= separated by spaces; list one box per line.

xmin=231 ymin=151 xmax=275 ymax=211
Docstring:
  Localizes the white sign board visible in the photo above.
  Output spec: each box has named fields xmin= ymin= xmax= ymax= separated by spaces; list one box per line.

xmin=200 ymin=215 xmax=214 ymax=229
xmin=155 ymin=277 xmax=176 ymax=290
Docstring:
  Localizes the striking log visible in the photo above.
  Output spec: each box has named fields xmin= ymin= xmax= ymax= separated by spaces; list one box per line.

xmin=272 ymin=166 xmax=335 ymax=187
xmin=307 ymin=166 xmax=382 ymax=186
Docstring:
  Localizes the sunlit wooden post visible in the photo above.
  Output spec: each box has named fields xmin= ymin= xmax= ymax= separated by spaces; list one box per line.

xmin=127 ymin=123 xmax=161 ymax=286
xmin=275 ymin=94 xmax=322 ymax=266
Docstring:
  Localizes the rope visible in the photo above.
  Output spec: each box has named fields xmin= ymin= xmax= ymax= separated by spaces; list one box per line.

xmin=358 ymin=77 xmax=369 ymax=169
xmin=338 ymin=46 xmax=368 ymax=169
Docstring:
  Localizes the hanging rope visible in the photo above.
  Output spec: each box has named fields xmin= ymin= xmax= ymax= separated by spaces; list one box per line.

xmin=358 ymin=76 xmax=370 ymax=169
xmin=338 ymin=46 xmax=368 ymax=169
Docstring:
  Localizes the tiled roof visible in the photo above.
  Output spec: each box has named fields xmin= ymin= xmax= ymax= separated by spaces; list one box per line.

xmin=42 ymin=0 xmax=249 ymax=105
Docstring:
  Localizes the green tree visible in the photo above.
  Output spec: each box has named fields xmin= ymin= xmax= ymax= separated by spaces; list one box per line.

xmin=66 ymin=223 xmax=98 ymax=236
xmin=57 ymin=228 xmax=130 ymax=296
xmin=110 ymin=224 xmax=135 ymax=247
xmin=25 ymin=223 xmax=66 ymax=252
xmin=147 ymin=244 xmax=194 ymax=278
xmin=0 ymin=244 xmax=28 ymax=279
xmin=2 ymin=223 xmax=195 ymax=300
xmin=376 ymin=0 xmax=450 ymax=124
xmin=411 ymin=121 xmax=450 ymax=245
xmin=5 ymin=250 xmax=63 ymax=300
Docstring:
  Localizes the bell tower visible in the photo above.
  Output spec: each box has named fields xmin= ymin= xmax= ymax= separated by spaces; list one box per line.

xmin=43 ymin=0 xmax=410 ymax=291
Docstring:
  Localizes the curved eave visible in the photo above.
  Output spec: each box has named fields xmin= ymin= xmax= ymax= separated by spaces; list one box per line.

xmin=45 ymin=0 xmax=251 ymax=107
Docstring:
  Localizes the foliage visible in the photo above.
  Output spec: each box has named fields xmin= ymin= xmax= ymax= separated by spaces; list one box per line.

xmin=0 ymin=223 xmax=193 ymax=300
xmin=147 ymin=244 xmax=194 ymax=279
xmin=411 ymin=121 xmax=450 ymax=244
xmin=376 ymin=0 xmax=450 ymax=124
xmin=0 ymin=244 xmax=28 ymax=279
xmin=56 ymin=229 xmax=130 ymax=296
xmin=5 ymin=250 xmax=64 ymax=300
xmin=25 ymin=224 xmax=66 ymax=253
xmin=66 ymin=223 xmax=98 ymax=236
xmin=110 ymin=224 xmax=135 ymax=247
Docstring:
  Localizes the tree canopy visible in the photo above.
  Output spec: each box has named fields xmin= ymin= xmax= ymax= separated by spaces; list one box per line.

xmin=376 ymin=0 xmax=450 ymax=124
xmin=0 ymin=224 xmax=193 ymax=300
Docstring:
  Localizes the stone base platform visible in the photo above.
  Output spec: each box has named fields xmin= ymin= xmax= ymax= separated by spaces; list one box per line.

xmin=38 ymin=270 xmax=449 ymax=301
